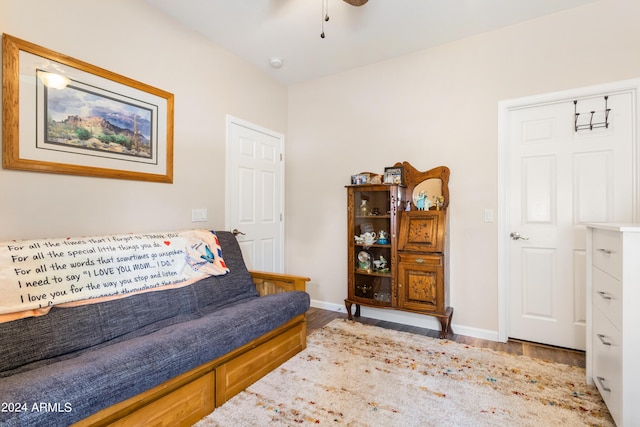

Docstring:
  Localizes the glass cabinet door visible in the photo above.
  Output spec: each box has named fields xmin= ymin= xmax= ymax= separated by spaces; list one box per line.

xmin=347 ymin=184 xmax=402 ymax=307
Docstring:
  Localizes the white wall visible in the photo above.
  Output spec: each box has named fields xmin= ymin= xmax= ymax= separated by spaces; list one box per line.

xmin=3 ymin=0 xmax=640 ymax=338
xmin=0 ymin=0 xmax=287 ymax=240
xmin=286 ymin=0 xmax=640 ymax=337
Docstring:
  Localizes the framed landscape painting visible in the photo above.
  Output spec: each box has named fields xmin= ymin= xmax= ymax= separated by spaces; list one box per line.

xmin=2 ymin=34 xmax=174 ymax=183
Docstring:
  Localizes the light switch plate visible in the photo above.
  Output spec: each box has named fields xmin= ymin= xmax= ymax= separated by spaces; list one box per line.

xmin=191 ymin=208 xmax=208 ymax=222
xmin=484 ymin=209 xmax=494 ymax=223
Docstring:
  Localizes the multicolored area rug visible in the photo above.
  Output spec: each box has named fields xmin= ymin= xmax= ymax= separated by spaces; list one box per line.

xmin=194 ymin=319 xmax=613 ymax=426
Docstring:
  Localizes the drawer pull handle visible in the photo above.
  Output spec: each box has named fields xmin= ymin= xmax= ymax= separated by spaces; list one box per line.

xmin=597 ymin=291 xmax=612 ymax=300
xmin=596 ymin=376 xmax=612 ymax=392
xmin=597 ymin=334 xmax=612 ymax=346
xmin=414 ymin=258 xmax=425 ymax=264
xmin=597 ymin=248 xmax=612 ymax=255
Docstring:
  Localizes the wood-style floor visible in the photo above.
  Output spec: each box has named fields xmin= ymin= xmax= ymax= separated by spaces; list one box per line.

xmin=306 ymin=307 xmax=585 ymax=368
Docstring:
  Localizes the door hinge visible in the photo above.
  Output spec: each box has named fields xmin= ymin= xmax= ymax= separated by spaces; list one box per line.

xmin=280 ymin=213 xmax=283 ymax=221
xmin=280 ymin=153 xmax=283 ymax=161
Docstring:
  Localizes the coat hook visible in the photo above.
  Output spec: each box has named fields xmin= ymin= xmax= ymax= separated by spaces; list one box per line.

xmin=574 ymin=96 xmax=611 ymax=132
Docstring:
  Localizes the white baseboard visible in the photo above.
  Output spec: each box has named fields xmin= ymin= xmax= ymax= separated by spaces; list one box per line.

xmin=310 ymin=299 xmax=347 ymax=313
xmin=309 ymin=300 xmax=501 ymax=342
xmin=452 ymin=324 xmax=501 ymax=342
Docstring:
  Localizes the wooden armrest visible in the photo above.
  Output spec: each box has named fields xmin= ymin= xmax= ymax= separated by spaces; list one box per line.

xmin=249 ymin=270 xmax=310 ymax=295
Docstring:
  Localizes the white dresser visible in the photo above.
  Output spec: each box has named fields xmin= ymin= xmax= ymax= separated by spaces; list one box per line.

xmin=586 ymin=224 xmax=640 ymax=426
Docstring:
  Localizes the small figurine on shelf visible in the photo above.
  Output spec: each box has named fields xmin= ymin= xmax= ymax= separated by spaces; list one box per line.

xmin=373 ymin=256 xmax=388 ymax=273
xmin=357 ymin=251 xmax=372 ymax=273
xmin=377 ymin=230 xmax=389 ymax=245
xmin=416 ymin=191 xmax=431 ymax=211
xmin=379 ymin=255 xmax=387 ymax=269
xmin=359 ymin=199 xmax=369 ymax=216
xmin=405 ymin=200 xmax=411 ymax=211
xmin=434 ymin=195 xmax=445 ymax=210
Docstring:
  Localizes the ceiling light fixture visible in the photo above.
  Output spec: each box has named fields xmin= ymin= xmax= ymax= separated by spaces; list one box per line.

xmin=269 ymin=57 xmax=283 ymax=69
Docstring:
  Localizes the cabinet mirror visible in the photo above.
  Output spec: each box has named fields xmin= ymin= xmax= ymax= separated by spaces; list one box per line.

xmin=412 ymin=179 xmax=442 ymax=208
xmin=396 ymin=162 xmax=450 ymax=210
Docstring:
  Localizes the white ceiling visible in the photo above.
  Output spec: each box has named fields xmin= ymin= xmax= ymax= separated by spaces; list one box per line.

xmin=146 ymin=0 xmax=599 ymax=86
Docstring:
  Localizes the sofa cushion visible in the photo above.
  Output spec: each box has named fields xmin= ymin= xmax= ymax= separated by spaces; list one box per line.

xmin=0 ymin=290 xmax=310 ymax=427
xmin=0 ymin=231 xmax=258 ymax=375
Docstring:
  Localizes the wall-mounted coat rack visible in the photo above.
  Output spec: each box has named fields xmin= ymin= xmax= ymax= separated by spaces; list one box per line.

xmin=574 ymin=96 xmax=610 ymax=132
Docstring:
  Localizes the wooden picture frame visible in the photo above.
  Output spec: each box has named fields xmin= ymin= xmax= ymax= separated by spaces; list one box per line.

xmin=383 ymin=166 xmax=404 ymax=185
xmin=351 ymin=174 xmax=369 ymax=185
xmin=2 ymin=34 xmax=174 ymax=183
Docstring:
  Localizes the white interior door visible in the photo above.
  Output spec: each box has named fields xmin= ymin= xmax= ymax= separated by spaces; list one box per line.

xmin=226 ymin=116 xmax=284 ymax=273
xmin=504 ymin=90 xmax=635 ymax=350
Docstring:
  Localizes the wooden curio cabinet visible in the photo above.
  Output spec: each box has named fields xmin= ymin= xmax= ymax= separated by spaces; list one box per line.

xmin=345 ymin=163 xmax=453 ymax=338
xmin=346 ymin=184 xmax=404 ymax=311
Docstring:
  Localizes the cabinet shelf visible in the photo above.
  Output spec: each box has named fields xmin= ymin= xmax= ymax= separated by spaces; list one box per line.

xmin=355 ymin=243 xmax=391 ymax=249
xmin=355 ymin=215 xmax=391 ymax=219
xmin=355 ymin=269 xmax=391 ymax=278
xmin=350 ymin=296 xmax=391 ymax=307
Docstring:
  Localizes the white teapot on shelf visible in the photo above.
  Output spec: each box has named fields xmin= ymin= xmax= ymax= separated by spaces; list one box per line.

xmin=362 ymin=231 xmax=377 ymax=246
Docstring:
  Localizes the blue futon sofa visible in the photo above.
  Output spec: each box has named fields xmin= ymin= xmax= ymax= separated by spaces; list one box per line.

xmin=0 ymin=231 xmax=310 ymax=426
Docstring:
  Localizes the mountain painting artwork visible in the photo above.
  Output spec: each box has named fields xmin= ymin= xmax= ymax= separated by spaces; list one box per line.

xmin=43 ymin=77 xmax=155 ymax=161
xmin=2 ymin=34 xmax=174 ymax=183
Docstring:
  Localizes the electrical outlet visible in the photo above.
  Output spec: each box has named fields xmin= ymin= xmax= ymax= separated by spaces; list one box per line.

xmin=191 ymin=208 xmax=208 ymax=222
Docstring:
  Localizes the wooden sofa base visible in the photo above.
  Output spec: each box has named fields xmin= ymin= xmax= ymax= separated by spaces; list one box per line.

xmin=72 ymin=314 xmax=307 ymax=427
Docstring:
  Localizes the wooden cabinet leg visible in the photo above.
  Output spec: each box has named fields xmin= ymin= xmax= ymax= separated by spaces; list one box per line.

xmin=437 ymin=307 xmax=454 ymax=339
xmin=345 ymin=300 xmax=353 ymax=320
xmin=345 ymin=301 xmax=361 ymax=320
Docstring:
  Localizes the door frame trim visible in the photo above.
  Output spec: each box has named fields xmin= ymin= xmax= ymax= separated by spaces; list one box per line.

xmin=225 ymin=115 xmax=285 ymax=272
xmin=497 ymin=78 xmax=640 ymax=343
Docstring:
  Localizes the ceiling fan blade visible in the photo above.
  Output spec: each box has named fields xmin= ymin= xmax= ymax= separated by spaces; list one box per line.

xmin=342 ymin=0 xmax=368 ymax=6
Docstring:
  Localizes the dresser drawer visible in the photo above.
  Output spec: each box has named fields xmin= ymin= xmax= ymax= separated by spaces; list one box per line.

xmin=592 ymin=229 xmax=622 ymax=280
xmin=592 ymin=306 xmax=622 ymax=425
xmin=592 ymin=266 xmax=622 ymax=331
xmin=398 ymin=253 xmax=443 ymax=266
